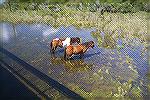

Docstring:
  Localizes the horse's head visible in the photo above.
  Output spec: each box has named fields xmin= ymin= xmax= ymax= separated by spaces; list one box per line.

xmin=77 ymin=37 xmax=81 ymax=43
xmin=89 ymin=41 xmax=94 ymax=48
xmin=58 ymin=40 xmax=63 ymax=47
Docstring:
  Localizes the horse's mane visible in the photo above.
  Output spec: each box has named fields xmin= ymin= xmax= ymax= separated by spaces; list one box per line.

xmin=59 ymin=38 xmax=66 ymax=41
xmin=82 ymin=42 xmax=89 ymax=46
xmin=82 ymin=41 xmax=93 ymax=47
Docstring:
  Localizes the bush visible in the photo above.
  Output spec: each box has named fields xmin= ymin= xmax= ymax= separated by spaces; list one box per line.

xmin=143 ymin=3 xmax=150 ymax=12
xmin=89 ymin=3 xmax=97 ymax=12
xmin=118 ymin=2 xmax=133 ymax=13
xmin=131 ymin=2 xmax=144 ymax=12
xmin=112 ymin=3 xmax=122 ymax=12
xmin=48 ymin=4 xmax=62 ymax=12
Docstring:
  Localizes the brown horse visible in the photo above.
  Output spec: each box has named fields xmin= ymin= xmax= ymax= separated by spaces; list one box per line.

xmin=64 ymin=41 xmax=94 ymax=60
xmin=50 ymin=37 xmax=81 ymax=54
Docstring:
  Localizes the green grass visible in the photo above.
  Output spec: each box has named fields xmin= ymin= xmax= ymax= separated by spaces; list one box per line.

xmin=1 ymin=7 xmax=148 ymax=47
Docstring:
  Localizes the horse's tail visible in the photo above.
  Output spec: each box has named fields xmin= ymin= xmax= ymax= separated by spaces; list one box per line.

xmin=50 ymin=41 xmax=53 ymax=53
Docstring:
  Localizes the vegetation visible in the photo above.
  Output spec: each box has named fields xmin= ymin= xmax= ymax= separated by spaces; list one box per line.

xmin=1 ymin=0 xmax=149 ymax=31
xmin=1 ymin=0 xmax=150 ymax=12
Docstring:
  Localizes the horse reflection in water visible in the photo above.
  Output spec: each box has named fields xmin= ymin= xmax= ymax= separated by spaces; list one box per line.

xmin=50 ymin=57 xmax=92 ymax=73
xmin=50 ymin=37 xmax=81 ymax=54
xmin=64 ymin=41 xmax=94 ymax=60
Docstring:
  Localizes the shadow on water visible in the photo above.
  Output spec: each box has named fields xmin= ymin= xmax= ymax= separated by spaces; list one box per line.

xmin=83 ymin=51 xmax=101 ymax=59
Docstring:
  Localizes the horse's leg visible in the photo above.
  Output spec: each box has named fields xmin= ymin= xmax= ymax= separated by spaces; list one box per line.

xmin=53 ymin=46 xmax=57 ymax=54
xmin=50 ymin=48 xmax=55 ymax=58
xmin=80 ymin=53 xmax=84 ymax=59
xmin=51 ymin=53 xmax=56 ymax=58
xmin=67 ymin=55 xmax=72 ymax=61
xmin=51 ymin=47 xmax=54 ymax=54
xmin=64 ymin=47 xmax=71 ymax=61
xmin=64 ymin=47 xmax=67 ymax=60
xmin=51 ymin=45 xmax=56 ymax=56
xmin=66 ymin=53 xmax=73 ymax=61
xmin=50 ymin=46 xmax=53 ymax=54
xmin=50 ymin=43 xmax=55 ymax=54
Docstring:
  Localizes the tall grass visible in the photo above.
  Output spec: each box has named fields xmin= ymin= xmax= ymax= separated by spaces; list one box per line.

xmin=1 ymin=6 xmax=149 ymax=45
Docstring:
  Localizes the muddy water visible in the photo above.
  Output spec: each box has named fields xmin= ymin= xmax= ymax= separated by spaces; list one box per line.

xmin=0 ymin=22 xmax=149 ymax=98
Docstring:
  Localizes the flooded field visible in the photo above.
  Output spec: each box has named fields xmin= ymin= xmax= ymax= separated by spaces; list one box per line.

xmin=0 ymin=22 xmax=149 ymax=99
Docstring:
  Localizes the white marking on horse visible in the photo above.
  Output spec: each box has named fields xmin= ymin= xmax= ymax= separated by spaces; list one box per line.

xmin=62 ymin=37 xmax=71 ymax=47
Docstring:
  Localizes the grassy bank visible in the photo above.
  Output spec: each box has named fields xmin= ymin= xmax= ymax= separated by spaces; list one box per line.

xmin=1 ymin=6 xmax=149 ymax=53
xmin=1 ymin=7 xmax=149 ymax=30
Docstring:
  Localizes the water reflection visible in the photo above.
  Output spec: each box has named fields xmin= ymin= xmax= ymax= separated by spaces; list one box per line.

xmin=43 ymin=27 xmax=58 ymax=37
xmin=0 ymin=23 xmax=17 ymax=43
xmin=50 ymin=56 xmax=93 ymax=73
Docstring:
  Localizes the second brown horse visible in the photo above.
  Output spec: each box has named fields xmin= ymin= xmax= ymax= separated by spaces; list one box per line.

xmin=64 ymin=41 xmax=94 ymax=60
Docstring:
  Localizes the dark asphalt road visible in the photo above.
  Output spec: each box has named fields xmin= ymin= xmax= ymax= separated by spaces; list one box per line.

xmin=0 ymin=66 xmax=40 ymax=100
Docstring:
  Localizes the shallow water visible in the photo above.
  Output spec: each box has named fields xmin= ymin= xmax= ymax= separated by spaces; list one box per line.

xmin=0 ymin=22 xmax=149 ymax=98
